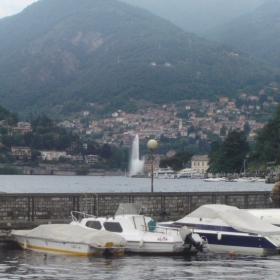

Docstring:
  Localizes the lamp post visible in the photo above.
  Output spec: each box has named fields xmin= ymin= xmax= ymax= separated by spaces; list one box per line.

xmin=147 ymin=139 xmax=158 ymax=192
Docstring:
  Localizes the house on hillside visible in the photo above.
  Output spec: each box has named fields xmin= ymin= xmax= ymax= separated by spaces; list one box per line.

xmin=191 ymin=155 xmax=209 ymax=174
xmin=86 ymin=155 xmax=99 ymax=165
xmin=40 ymin=151 xmax=66 ymax=161
xmin=11 ymin=147 xmax=31 ymax=160
xmin=12 ymin=126 xmax=32 ymax=135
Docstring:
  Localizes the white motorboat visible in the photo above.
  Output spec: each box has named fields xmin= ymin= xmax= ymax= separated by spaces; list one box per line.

xmin=177 ymin=168 xmax=204 ymax=179
xmin=236 ymin=177 xmax=256 ymax=182
xmin=149 ymin=167 xmax=179 ymax=179
xmin=203 ymin=177 xmax=237 ymax=182
xmin=158 ymin=204 xmax=280 ymax=255
xmin=11 ymin=224 xmax=126 ymax=256
xmin=203 ymin=177 xmax=226 ymax=182
xmin=70 ymin=203 xmax=208 ymax=255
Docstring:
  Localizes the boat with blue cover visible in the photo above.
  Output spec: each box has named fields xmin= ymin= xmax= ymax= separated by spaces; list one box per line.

xmin=158 ymin=204 xmax=280 ymax=254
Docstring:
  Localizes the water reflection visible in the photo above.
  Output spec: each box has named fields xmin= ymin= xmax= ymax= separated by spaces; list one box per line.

xmin=1 ymin=247 xmax=280 ymax=279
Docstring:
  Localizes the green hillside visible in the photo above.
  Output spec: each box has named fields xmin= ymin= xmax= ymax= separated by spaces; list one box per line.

xmin=0 ymin=0 xmax=279 ymax=120
xmin=206 ymin=0 xmax=280 ymax=67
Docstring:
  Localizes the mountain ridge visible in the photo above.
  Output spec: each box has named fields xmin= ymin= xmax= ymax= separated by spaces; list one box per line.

xmin=120 ymin=0 xmax=267 ymax=35
xmin=204 ymin=0 xmax=280 ymax=67
xmin=0 ymin=0 xmax=279 ymax=120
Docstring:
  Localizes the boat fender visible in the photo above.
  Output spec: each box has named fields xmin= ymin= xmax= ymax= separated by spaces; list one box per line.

xmin=139 ymin=239 xmax=143 ymax=247
xmin=217 ymin=232 xmax=222 ymax=240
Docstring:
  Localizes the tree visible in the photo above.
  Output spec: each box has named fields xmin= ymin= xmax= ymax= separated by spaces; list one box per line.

xmin=220 ymin=125 xmax=227 ymax=136
xmin=55 ymin=135 xmax=72 ymax=151
xmin=244 ymin=122 xmax=250 ymax=135
xmin=108 ymin=147 xmax=129 ymax=170
xmin=87 ymin=141 xmax=100 ymax=155
xmin=0 ymin=127 xmax=8 ymax=135
xmin=188 ymin=125 xmax=196 ymax=134
xmin=159 ymin=151 xmax=193 ymax=171
xmin=100 ymin=144 xmax=112 ymax=160
xmin=252 ymin=104 xmax=280 ymax=164
xmin=207 ymin=130 xmax=250 ymax=174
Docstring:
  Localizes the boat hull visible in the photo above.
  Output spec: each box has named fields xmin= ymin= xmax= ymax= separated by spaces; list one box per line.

xmin=125 ymin=240 xmax=187 ymax=254
xmin=11 ymin=224 xmax=126 ymax=257
xmin=13 ymin=235 xmax=104 ymax=256
xmin=191 ymin=231 xmax=280 ymax=255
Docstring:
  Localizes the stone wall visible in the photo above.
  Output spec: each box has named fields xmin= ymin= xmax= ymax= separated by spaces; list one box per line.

xmin=17 ymin=166 xmax=121 ymax=176
xmin=0 ymin=191 xmax=272 ymax=229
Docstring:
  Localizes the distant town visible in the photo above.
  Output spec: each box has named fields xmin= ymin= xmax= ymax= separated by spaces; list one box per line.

xmin=1 ymin=82 xmax=279 ymax=174
xmin=58 ymin=89 xmax=278 ymax=147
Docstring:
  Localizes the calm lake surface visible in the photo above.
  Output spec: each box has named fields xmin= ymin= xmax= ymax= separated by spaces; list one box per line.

xmin=0 ymin=175 xmax=272 ymax=193
xmin=2 ymin=247 xmax=280 ymax=280
xmin=0 ymin=175 xmax=277 ymax=279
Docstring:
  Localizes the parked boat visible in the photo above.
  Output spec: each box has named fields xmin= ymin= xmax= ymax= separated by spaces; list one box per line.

xmin=177 ymin=168 xmax=204 ymax=179
xmin=254 ymin=177 xmax=265 ymax=182
xmin=224 ymin=178 xmax=237 ymax=182
xmin=11 ymin=224 xmax=126 ymax=256
xmin=203 ymin=177 xmax=226 ymax=182
xmin=149 ymin=167 xmax=179 ymax=179
xmin=158 ymin=204 xmax=280 ymax=254
xmin=203 ymin=177 xmax=238 ymax=182
xmin=236 ymin=159 xmax=256 ymax=182
xmin=70 ymin=203 xmax=208 ymax=255
xmin=236 ymin=177 xmax=256 ymax=182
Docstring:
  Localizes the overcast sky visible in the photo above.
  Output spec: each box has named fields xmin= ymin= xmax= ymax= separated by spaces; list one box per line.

xmin=0 ymin=0 xmax=38 ymax=19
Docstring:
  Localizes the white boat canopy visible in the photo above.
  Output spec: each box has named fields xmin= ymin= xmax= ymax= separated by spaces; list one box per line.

xmin=11 ymin=224 xmax=126 ymax=248
xmin=178 ymin=204 xmax=280 ymax=237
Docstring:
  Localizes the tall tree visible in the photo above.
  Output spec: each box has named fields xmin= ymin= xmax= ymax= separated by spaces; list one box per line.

xmin=207 ymin=131 xmax=250 ymax=174
xmin=252 ymin=104 xmax=280 ymax=164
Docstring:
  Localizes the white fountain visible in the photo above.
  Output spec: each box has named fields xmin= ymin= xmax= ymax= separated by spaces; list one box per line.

xmin=129 ymin=135 xmax=145 ymax=177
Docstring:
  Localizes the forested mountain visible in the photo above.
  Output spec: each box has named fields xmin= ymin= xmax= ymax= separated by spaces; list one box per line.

xmin=0 ymin=105 xmax=18 ymax=125
xmin=121 ymin=0 xmax=266 ymax=35
xmin=205 ymin=0 xmax=280 ymax=67
xmin=0 ymin=0 xmax=279 ymax=120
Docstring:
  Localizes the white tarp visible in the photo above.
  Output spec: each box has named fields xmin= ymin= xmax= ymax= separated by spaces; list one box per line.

xmin=11 ymin=224 xmax=126 ymax=248
xmin=178 ymin=204 xmax=280 ymax=236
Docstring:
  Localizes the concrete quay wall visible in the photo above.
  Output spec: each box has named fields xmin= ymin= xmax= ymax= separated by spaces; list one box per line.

xmin=0 ymin=191 xmax=272 ymax=231
xmin=16 ymin=166 xmax=123 ymax=176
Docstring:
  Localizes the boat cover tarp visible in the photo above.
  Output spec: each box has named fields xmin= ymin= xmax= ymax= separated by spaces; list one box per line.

xmin=11 ymin=224 xmax=126 ymax=248
xmin=247 ymin=209 xmax=280 ymax=225
xmin=178 ymin=204 xmax=280 ymax=236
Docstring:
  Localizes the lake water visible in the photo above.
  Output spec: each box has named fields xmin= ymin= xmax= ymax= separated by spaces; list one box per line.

xmin=0 ymin=175 xmax=278 ymax=279
xmin=2 ymin=246 xmax=280 ymax=279
xmin=0 ymin=175 xmax=273 ymax=193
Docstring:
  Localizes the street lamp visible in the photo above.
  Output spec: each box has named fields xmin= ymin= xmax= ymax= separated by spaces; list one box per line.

xmin=147 ymin=139 xmax=158 ymax=192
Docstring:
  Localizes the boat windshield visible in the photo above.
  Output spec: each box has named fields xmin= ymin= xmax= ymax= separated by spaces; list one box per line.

xmin=115 ymin=203 xmax=143 ymax=215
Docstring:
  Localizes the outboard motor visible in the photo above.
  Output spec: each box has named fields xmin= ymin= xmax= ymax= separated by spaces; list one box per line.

xmin=179 ymin=226 xmax=204 ymax=252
